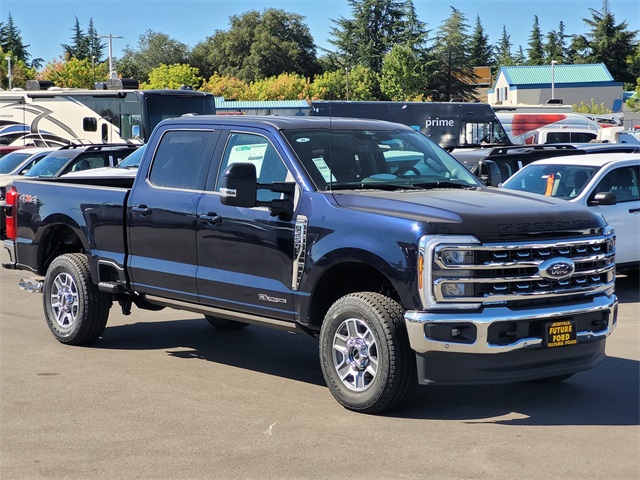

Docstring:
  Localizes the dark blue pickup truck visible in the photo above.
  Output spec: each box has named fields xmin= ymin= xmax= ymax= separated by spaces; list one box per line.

xmin=3 ymin=116 xmax=618 ymax=413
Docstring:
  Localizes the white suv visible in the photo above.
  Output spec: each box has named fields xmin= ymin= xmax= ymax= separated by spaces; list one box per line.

xmin=501 ymin=153 xmax=640 ymax=272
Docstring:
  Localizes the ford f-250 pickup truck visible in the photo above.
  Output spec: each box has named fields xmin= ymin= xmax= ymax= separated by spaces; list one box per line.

xmin=3 ymin=115 xmax=618 ymax=413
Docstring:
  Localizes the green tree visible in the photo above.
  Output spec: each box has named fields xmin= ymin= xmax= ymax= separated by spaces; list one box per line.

xmin=117 ymin=30 xmax=189 ymax=83
xmin=86 ymin=19 xmax=105 ymax=63
xmin=545 ymin=21 xmax=570 ymax=63
xmin=572 ymin=0 xmax=638 ymax=83
xmin=527 ymin=16 xmax=545 ymax=65
xmin=429 ymin=7 xmax=477 ymax=101
xmin=39 ymin=56 xmax=109 ymax=88
xmin=61 ymin=16 xmax=90 ymax=60
xmin=573 ymin=99 xmax=612 ymax=114
xmin=1 ymin=13 xmax=30 ymax=64
xmin=191 ymin=9 xmax=320 ymax=83
xmin=626 ymin=79 xmax=640 ymax=111
xmin=380 ymin=44 xmax=425 ymax=100
xmin=495 ymin=26 xmax=515 ymax=67
xmin=1 ymin=47 xmax=37 ymax=89
xmin=307 ymin=65 xmax=377 ymax=100
xmin=469 ymin=15 xmax=493 ymax=67
xmin=141 ymin=64 xmax=203 ymax=90
xmin=328 ymin=0 xmax=408 ymax=74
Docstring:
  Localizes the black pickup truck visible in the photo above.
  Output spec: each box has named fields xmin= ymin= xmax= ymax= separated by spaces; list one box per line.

xmin=3 ymin=115 xmax=618 ymax=413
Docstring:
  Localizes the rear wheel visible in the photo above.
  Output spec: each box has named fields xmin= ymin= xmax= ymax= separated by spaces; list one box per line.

xmin=319 ymin=292 xmax=415 ymax=414
xmin=204 ymin=315 xmax=249 ymax=330
xmin=43 ymin=253 xmax=111 ymax=345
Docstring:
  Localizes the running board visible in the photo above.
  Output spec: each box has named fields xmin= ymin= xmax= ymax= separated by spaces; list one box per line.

xmin=144 ymin=295 xmax=302 ymax=333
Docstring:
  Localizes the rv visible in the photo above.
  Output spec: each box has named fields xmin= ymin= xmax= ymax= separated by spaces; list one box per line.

xmin=0 ymin=80 xmax=216 ymax=147
xmin=310 ymin=101 xmax=512 ymax=149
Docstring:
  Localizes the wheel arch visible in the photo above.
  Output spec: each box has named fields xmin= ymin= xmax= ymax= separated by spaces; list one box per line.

xmin=305 ymin=260 xmax=402 ymax=331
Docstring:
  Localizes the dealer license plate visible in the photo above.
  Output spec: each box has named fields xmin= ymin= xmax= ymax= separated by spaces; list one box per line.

xmin=544 ymin=320 xmax=577 ymax=348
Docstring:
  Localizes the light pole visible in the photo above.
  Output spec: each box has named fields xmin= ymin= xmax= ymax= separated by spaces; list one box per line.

xmin=345 ymin=67 xmax=350 ymax=100
xmin=5 ymin=56 xmax=11 ymax=90
xmin=99 ymin=34 xmax=123 ymax=79
xmin=551 ymin=60 xmax=557 ymax=101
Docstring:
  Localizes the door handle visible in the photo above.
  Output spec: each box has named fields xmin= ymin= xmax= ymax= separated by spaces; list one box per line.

xmin=131 ymin=205 xmax=151 ymax=215
xmin=629 ymin=208 xmax=640 ymax=213
xmin=200 ymin=213 xmax=222 ymax=225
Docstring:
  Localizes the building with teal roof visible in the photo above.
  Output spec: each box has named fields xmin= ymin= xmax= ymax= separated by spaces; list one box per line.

xmin=215 ymin=97 xmax=310 ymax=116
xmin=488 ymin=63 xmax=624 ymax=112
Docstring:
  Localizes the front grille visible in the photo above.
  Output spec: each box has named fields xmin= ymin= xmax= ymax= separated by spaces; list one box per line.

xmin=428 ymin=231 xmax=615 ymax=305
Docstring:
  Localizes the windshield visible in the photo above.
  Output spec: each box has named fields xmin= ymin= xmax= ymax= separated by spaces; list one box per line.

xmin=117 ymin=145 xmax=146 ymax=168
xmin=283 ymin=128 xmax=482 ymax=191
xmin=502 ymin=164 xmax=600 ymax=199
xmin=24 ymin=153 xmax=71 ymax=178
xmin=0 ymin=151 xmax=33 ymax=174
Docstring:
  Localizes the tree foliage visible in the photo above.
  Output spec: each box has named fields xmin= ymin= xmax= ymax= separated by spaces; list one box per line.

xmin=572 ymin=99 xmax=612 ymax=113
xmin=141 ymin=64 xmax=203 ymax=90
xmin=191 ymin=9 xmax=320 ymax=83
xmin=527 ymin=16 xmax=545 ymax=65
xmin=200 ymin=72 xmax=249 ymax=100
xmin=328 ymin=0 xmax=410 ymax=74
xmin=469 ymin=15 xmax=493 ymax=67
xmin=1 ymin=47 xmax=37 ymax=89
xmin=246 ymin=73 xmax=309 ymax=100
xmin=572 ymin=0 xmax=637 ymax=84
xmin=380 ymin=44 xmax=425 ymax=100
xmin=117 ymin=30 xmax=189 ymax=83
xmin=39 ymin=56 xmax=110 ymax=88
xmin=429 ymin=7 xmax=478 ymax=101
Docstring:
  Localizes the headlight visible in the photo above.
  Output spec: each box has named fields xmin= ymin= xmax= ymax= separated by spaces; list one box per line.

xmin=440 ymin=248 xmax=475 ymax=266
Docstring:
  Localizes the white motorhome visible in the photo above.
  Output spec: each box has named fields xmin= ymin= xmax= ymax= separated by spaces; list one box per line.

xmin=0 ymin=80 xmax=216 ymax=147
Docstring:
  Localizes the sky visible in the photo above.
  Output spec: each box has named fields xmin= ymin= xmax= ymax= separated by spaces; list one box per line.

xmin=2 ymin=0 xmax=639 ymax=67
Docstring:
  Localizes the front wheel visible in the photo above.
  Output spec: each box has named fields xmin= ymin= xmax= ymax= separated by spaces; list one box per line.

xmin=319 ymin=292 xmax=415 ymax=414
xmin=43 ymin=253 xmax=111 ymax=345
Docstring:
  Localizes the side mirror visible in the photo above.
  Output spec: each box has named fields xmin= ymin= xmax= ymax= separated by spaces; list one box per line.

xmin=477 ymin=159 xmax=502 ymax=186
xmin=588 ymin=191 xmax=617 ymax=206
xmin=219 ymin=162 xmax=257 ymax=208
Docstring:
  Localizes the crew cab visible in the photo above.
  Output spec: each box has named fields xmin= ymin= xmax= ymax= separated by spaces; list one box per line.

xmin=3 ymin=116 xmax=618 ymax=413
xmin=501 ymin=153 xmax=640 ymax=272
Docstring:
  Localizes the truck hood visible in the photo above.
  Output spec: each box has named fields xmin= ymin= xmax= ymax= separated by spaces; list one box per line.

xmin=332 ymin=187 xmax=605 ymax=239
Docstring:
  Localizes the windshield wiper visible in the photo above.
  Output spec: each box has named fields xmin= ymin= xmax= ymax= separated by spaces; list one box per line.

xmin=408 ymin=181 xmax=476 ymax=190
xmin=329 ymin=183 xmax=425 ymax=191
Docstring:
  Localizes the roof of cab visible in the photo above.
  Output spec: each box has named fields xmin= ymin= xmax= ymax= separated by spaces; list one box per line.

xmin=159 ymin=114 xmax=413 ymax=131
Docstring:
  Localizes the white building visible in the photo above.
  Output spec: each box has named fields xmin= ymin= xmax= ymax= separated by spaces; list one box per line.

xmin=488 ymin=63 xmax=624 ymax=112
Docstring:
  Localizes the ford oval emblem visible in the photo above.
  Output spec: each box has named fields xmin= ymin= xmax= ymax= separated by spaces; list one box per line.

xmin=539 ymin=258 xmax=575 ymax=280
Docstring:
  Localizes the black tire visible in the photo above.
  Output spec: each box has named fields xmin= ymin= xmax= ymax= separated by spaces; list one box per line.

xmin=319 ymin=292 xmax=415 ymax=414
xmin=43 ymin=253 xmax=111 ymax=345
xmin=204 ymin=315 xmax=249 ymax=330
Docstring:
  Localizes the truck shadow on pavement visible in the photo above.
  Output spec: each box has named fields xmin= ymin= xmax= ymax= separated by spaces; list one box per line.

xmin=96 ymin=317 xmax=638 ymax=426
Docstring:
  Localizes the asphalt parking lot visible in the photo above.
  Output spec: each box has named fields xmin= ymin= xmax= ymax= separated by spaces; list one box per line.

xmin=1 ymin=266 xmax=638 ymax=480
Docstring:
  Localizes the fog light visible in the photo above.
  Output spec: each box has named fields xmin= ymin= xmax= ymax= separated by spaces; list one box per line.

xmin=442 ymin=282 xmax=475 ymax=298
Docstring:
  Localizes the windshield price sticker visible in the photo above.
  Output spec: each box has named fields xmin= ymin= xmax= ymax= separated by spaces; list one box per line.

xmin=544 ymin=320 xmax=577 ymax=348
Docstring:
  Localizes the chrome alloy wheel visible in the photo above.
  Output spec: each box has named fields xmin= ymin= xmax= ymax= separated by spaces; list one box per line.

xmin=332 ymin=318 xmax=379 ymax=392
xmin=50 ymin=272 xmax=79 ymax=330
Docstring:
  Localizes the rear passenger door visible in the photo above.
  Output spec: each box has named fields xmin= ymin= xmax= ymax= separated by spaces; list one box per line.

xmin=127 ymin=128 xmax=220 ymax=302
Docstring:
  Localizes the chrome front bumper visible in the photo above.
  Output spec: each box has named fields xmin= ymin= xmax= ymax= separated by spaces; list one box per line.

xmin=404 ymin=293 xmax=618 ymax=355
